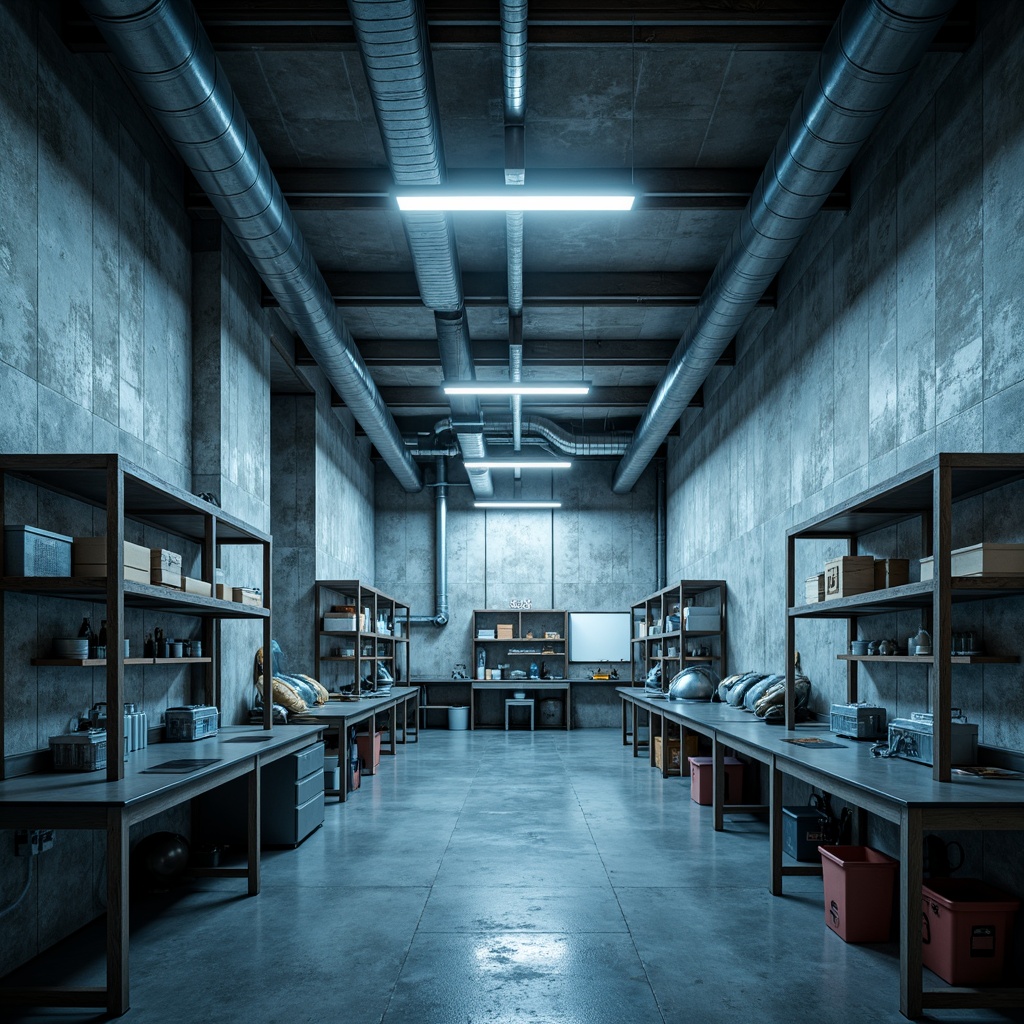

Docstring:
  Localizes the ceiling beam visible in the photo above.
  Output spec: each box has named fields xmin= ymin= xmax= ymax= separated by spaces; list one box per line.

xmin=351 ymin=338 xmax=736 ymax=368
xmin=61 ymin=0 xmax=976 ymax=51
xmin=264 ymin=271 xmax=777 ymax=309
xmin=188 ymin=167 xmax=850 ymax=213
xmin=332 ymin=385 xmax=700 ymax=411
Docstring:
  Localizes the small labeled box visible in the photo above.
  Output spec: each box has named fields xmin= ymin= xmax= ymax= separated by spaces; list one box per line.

xmin=824 ymin=556 xmax=875 ymax=600
xmin=233 ymin=587 xmax=262 ymax=607
xmin=216 ymin=583 xmax=232 ymax=601
xmin=804 ymin=574 xmax=825 ymax=604
xmin=496 ymin=623 xmax=514 ymax=640
xmin=73 ymin=537 xmax=151 ymax=584
xmin=165 ymin=705 xmax=219 ymax=741
xmin=150 ymin=548 xmax=183 ymax=588
xmin=4 ymin=525 xmax=73 ymax=576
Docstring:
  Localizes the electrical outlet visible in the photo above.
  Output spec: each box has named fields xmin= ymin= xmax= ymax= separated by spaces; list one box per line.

xmin=15 ymin=829 xmax=55 ymax=856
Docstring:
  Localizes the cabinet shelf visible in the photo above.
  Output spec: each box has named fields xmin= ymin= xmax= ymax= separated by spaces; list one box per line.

xmin=786 ymin=452 xmax=1024 ymax=781
xmin=31 ymin=657 xmax=213 ymax=667
xmin=472 ymin=610 xmax=569 ymax=705
xmin=837 ymin=653 xmax=1018 ymax=665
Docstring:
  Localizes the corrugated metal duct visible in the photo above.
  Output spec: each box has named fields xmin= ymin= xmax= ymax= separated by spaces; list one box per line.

xmin=348 ymin=0 xmax=494 ymax=499
xmin=80 ymin=0 xmax=423 ymax=493
xmin=612 ymin=0 xmax=957 ymax=493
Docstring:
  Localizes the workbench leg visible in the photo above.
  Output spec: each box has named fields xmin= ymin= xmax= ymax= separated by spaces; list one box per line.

xmin=712 ymin=739 xmax=725 ymax=831
xmin=621 ymin=700 xmax=629 ymax=745
xmin=632 ymin=707 xmax=640 ymax=757
xmin=649 ymin=712 xmax=660 ymax=768
xmin=365 ymin=713 xmax=378 ymax=775
xmin=339 ymin=724 xmax=348 ymax=803
xmin=247 ymin=765 xmax=261 ymax=896
xmin=900 ymin=808 xmax=924 ymax=1019
xmin=107 ymin=810 xmax=130 ymax=1016
xmin=769 ymin=761 xmax=783 ymax=895
xmin=387 ymin=707 xmax=397 ymax=756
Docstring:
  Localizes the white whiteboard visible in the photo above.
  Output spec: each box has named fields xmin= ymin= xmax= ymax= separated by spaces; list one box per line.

xmin=568 ymin=612 xmax=631 ymax=662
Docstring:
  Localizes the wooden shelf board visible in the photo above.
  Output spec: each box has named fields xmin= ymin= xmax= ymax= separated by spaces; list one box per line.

xmin=837 ymin=654 xmax=1018 ymax=665
xmin=790 ymin=578 xmax=1024 ymax=618
xmin=31 ymin=657 xmax=213 ymax=667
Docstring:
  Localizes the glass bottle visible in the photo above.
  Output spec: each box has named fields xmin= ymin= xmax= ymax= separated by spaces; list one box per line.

xmin=98 ymin=619 xmax=108 ymax=647
xmin=78 ymin=617 xmax=92 ymax=638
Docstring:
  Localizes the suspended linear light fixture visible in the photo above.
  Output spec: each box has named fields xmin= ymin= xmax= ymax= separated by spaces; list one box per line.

xmin=396 ymin=191 xmax=634 ymax=212
xmin=443 ymin=382 xmax=591 ymax=396
xmin=474 ymin=500 xmax=562 ymax=509
xmin=464 ymin=457 xmax=572 ymax=470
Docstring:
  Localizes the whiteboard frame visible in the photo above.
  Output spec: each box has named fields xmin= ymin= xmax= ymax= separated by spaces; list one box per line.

xmin=568 ymin=611 xmax=631 ymax=663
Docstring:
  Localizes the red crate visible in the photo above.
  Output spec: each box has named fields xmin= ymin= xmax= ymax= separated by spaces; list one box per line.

xmin=819 ymin=845 xmax=897 ymax=943
xmin=687 ymin=756 xmax=743 ymax=805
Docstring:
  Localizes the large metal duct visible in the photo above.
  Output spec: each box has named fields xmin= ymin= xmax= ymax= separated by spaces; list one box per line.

xmin=349 ymin=0 xmax=493 ymax=497
xmin=80 ymin=0 xmax=422 ymax=493
xmin=612 ymin=0 xmax=957 ymax=493
xmin=433 ymin=416 xmax=631 ymax=456
xmin=409 ymin=458 xmax=450 ymax=625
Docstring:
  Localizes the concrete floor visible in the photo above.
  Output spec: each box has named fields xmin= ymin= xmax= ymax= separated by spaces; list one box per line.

xmin=6 ymin=728 xmax=1024 ymax=1023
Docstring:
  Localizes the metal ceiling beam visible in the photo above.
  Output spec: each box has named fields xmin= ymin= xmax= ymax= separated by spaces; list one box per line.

xmin=187 ymin=167 xmax=851 ymax=213
xmin=351 ymin=338 xmax=736 ymax=368
xmin=263 ymin=272 xmax=777 ymax=309
xmin=333 ymin=385 xmax=702 ymax=410
xmin=61 ymin=0 xmax=975 ymax=51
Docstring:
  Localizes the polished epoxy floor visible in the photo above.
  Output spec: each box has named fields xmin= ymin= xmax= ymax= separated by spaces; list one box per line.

xmin=7 ymin=728 xmax=1024 ymax=1023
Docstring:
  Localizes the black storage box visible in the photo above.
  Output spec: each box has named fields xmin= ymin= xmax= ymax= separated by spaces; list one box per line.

xmin=783 ymin=805 xmax=831 ymax=862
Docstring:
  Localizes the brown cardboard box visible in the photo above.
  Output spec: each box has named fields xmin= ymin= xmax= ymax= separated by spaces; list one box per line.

xmin=73 ymin=538 xmax=151 ymax=583
xmin=183 ymin=576 xmax=212 ymax=597
xmin=150 ymin=548 xmax=182 ymax=588
xmin=873 ymin=558 xmax=910 ymax=590
xmin=232 ymin=587 xmax=262 ymax=607
xmin=496 ymin=623 xmax=514 ymax=640
xmin=654 ymin=734 xmax=699 ymax=770
xmin=824 ymin=556 xmax=875 ymax=600
xmin=215 ymin=583 xmax=232 ymax=601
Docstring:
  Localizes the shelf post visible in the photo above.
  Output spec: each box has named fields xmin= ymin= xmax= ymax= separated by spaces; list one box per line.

xmin=262 ymin=537 xmax=272 ymax=728
xmin=203 ymin=513 xmax=217 ymax=710
xmin=785 ymin=534 xmax=796 ymax=730
xmin=105 ymin=457 xmax=126 ymax=782
xmin=932 ymin=462 xmax=953 ymax=782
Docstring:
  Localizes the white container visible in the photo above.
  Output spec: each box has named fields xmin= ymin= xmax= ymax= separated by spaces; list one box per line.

xmin=920 ymin=543 xmax=1024 ymax=580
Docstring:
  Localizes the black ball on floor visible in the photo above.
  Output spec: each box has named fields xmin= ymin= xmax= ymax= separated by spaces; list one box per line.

xmin=132 ymin=831 xmax=190 ymax=889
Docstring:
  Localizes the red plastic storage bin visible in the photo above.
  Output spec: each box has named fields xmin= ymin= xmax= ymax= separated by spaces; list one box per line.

xmin=356 ymin=730 xmax=381 ymax=770
xmin=687 ymin=756 xmax=743 ymax=805
xmin=921 ymin=878 xmax=1020 ymax=985
xmin=819 ymin=845 xmax=897 ymax=943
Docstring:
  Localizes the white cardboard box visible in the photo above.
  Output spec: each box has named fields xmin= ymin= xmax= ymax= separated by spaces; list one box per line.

xmin=920 ymin=543 xmax=1024 ymax=580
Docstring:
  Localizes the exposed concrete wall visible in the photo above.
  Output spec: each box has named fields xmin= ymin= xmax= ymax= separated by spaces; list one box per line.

xmin=375 ymin=459 xmax=657 ymax=725
xmin=665 ymin=3 xmax=1024 ymax=912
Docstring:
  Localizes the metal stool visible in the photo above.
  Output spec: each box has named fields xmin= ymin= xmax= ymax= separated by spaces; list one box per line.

xmin=505 ymin=698 xmax=535 ymax=730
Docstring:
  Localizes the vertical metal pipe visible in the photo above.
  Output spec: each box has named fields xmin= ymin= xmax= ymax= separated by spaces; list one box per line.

xmin=656 ymin=461 xmax=666 ymax=589
xmin=435 ymin=457 xmax=450 ymax=626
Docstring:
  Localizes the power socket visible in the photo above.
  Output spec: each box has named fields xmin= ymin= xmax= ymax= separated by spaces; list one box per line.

xmin=15 ymin=828 xmax=55 ymax=856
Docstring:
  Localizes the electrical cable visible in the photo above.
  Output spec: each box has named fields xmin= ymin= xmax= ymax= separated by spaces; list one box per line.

xmin=0 ymin=854 xmax=33 ymax=919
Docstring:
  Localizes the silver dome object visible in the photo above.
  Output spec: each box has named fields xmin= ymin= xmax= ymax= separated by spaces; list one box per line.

xmin=667 ymin=665 xmax=720 ymax=702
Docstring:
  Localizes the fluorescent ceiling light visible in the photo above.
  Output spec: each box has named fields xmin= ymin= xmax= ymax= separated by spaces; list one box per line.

xmin=443 ymin=382 xmax=591 ymax=396
xmin=464 ymin=458 xmax=572 ymax=470
xmin=396 ymin=192 xmax=635 ymax=212
xmin=474 ymin=500 xmax=562 ymax=510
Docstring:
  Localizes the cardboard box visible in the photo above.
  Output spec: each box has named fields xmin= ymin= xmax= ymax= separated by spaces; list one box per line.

xmin=183 ymin=576 xmax=212 ymax=597
xmin=824 ymin=556 xmax=875 ymax=600
xmin=73 ymin=537 xmax=151 ymax=583
xmin=920 ymin=542 xmax=1024 ymax=581
xmin=873 ymin=558 xmax=909 ymax=590
xmin=496 ymin=623 xmax=514 ymax=640
xmin=805 ymin=574 xmax=825 ymax=604
xmin=233 ymin=587 xmax=262 ymax=607
xmin=356 ymin=730 xmax=381 ymax=770
xmin=654 ymin=733 xmax=699 ymax=770
xmin=150 ymin=548 xmax=182 ymax=588
xmin=4 ymin=525 xmax=73 ymax=576
xmin=323 ymin=614 xmax=357 ymax=631
xmin=215 ymin=583 xmax=232 ymax=601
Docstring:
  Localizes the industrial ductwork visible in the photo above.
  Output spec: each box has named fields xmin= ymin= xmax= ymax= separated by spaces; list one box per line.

xmin=612 ymin=0 xmax=957 ymax=493
xmin=349 ymin=0 xmax=493 ymax=498
xmin=409 ymin=458 xmax=450 ymax=626
xmin=80 ymin=0 xmax=422 ymax=494
xmin=433 ymin=416 xmax=632 ymax=457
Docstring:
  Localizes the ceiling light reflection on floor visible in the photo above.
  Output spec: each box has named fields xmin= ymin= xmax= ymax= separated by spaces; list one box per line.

xmin=472 ymin=935 xmax=569 ymax=971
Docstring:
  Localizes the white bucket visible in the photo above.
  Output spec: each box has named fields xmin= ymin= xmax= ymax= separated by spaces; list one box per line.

xmin=448 ymin=706 xmax=469 ymax=730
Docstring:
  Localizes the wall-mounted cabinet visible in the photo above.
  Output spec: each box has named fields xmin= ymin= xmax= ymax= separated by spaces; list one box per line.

xmin=786 ymin=452 xmax=1024 ymax=781
xmin=631 ymin=581 xmax=727 ymax=690
xmin=314 ymin=580 xmax=410 ymax=695
xmin=472 ymin=609 xmax=568 ymax=682
xmin=0 ymin=454 xmax=273 ymax=782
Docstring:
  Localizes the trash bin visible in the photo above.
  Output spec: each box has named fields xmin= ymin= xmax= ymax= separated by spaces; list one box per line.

xmin=539 ymin=698 xmax=564 ymax=728
xmin=448 ymin=706 xmax=469 ymax=730
xmin=819 ymin=845 xmax=897 ymax=942
xmin=921 ymin=878 xmax=1020 ymax=985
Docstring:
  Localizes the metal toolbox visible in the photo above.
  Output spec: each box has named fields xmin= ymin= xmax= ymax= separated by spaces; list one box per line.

xmin=49 ymin=729 xmax=107 ymax=771
xmin=165 ymin=705 xmax=219 ymax=741
xmin=830 ymin=702 xmax=887 ymax=740
xmin=886 ymin=712 xmax=978 ymax=766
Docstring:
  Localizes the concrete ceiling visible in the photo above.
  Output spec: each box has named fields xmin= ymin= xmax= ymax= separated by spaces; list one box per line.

xmin=66 ymin=0 xmax=975 ymax=455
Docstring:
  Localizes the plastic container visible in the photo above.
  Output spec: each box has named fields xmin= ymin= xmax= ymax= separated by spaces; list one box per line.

xmin=448 ymin=705 xmax=469 ymax=730
xmin=356 ymin=730 xmax=381 ymax=770
xmin=921 ymin=878 xmax=1020 ymax=985
xmin=688 ymin=756 xmax=743 ymax=805
xmin=819 ymin=845 xmax=897 ymax=942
